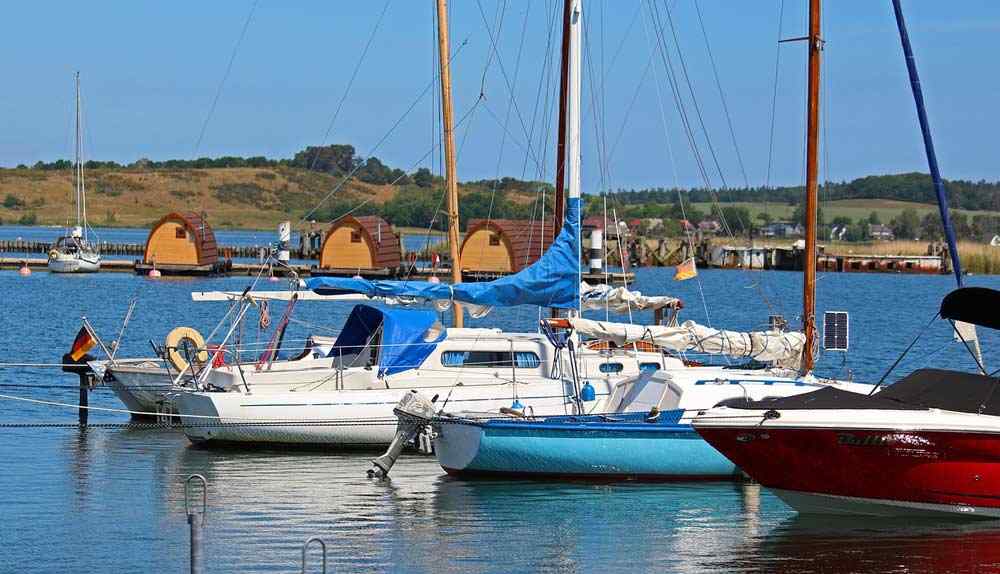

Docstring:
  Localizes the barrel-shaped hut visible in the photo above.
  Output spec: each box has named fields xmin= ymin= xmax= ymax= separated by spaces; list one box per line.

xmin=315 ymin=215 xmax=401 ymax=276
xmin=460 ymin=219 xmax=554 ymax=276
xmin=137 ymin=211 xmax=222 ymax=275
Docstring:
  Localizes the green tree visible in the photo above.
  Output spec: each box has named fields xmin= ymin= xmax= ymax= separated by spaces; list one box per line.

xmin=867 ymin=211 xmax=881 ymax=225
xmin=412 ymin=168 xmax=434 ymax=188
xmin=831 ymin=215 xmax=853 ymax=228
xmin=793 ymin=204 xmax=825 ymax=227
xmin=891 ymin=208 xmax=920 ymax=240
xmin=3 ymin=194 xmax=24 ymax=209
xmin=919 ymin=212 xmax=941 ymax=240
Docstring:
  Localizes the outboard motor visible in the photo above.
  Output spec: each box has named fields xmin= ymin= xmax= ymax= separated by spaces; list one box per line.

xmin=368 ymin=391 xmax=437 ymax=478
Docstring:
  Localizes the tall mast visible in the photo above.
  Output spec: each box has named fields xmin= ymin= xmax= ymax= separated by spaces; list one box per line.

xmin=890 ymin=0 xmax=962 ymax=286
xmin=75 ymin=71 xmax=82 ymax=230
xmin=567 ymin=0 xmax=583 ymax=316
xmin=801 ymin=0 xmax=821 ymax=372
xmin=435 ymin=0 xmax=464 ymax=328
xmin=553 ymin=0 xmax=572 ymax=235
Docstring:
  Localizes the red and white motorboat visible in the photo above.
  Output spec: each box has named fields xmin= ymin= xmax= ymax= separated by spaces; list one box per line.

xmin=694 ymin=287 xmax=1000 ymax=518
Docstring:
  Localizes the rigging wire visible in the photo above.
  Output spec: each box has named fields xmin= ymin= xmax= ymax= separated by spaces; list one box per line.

xmin=308 ymin=0 xmax=393 ymax=171
xmin=693 ymin=0 xmax=750 ymax=190
xmin=299 ymin=36 xmax=473 ymax=223
xmin=193 ymin=0 xmax=260 ymax=157
xmin=473 ymin=0 xmax=543 ymax=170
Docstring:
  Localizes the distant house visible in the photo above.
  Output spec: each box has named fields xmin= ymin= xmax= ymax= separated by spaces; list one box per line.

xmin=761 ymin=221 xmax=804 ymax=238
xmin=583 ymin=215 xmax=606 ymax=231
xmin=868 ymin=223 xmax=895 ymax=241
xmin=698 ymin=220 xmax=722 ymax=234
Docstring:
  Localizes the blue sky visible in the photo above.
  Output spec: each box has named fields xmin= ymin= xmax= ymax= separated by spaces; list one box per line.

xmin=1 ymin=1 xmax=998 ymax=191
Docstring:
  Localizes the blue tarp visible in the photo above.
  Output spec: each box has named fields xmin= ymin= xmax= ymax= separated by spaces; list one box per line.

xmin=328 ymin=305 xmax=444 ymax=377
xmin=307 ymin=197 xmax=582 ymax=310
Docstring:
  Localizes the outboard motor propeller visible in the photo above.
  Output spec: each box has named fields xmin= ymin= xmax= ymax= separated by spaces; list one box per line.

xmin=368 ymin=390 xmax=437 ymax=478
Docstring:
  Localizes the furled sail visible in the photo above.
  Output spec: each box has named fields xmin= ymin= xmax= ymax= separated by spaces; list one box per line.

xmin=579 ymin=283 xmax=680 ymax=313
xmin=307 ymin=197 xmax=582 ymax=310
xmin=567 ymin=317 xmax=805 ymax=368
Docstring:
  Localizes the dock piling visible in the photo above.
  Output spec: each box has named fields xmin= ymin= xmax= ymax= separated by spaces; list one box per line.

xmin=185 ymin=474 xmax=207 ymax=574
xmin=61 ymin=352 xmax=95 ymax=426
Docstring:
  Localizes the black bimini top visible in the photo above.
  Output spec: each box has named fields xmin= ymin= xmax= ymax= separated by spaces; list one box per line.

xmin=743 ymin=369 xmax=1000 ymax=416
xmin=940 ymin=287 xmax=1000 ymax=331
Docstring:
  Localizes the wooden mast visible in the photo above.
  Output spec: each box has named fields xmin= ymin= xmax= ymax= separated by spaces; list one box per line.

xmin=802 ymin=0 xmax=821 ymax=372
xmin=550 ymin=0 xmax=572 ymax=319
xmin=436 ymin=0 xmax=463 ymax=328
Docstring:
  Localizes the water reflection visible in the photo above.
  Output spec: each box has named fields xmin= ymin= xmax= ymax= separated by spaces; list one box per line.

xmin=739 ymin=514 xmax=1000 ymax=574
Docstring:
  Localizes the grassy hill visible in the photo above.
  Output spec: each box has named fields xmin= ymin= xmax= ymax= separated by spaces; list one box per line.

xmin=690 ymin=199 xmax=1000 ymax=224
xmin=0 ymin=166 xmax=541 ymax=230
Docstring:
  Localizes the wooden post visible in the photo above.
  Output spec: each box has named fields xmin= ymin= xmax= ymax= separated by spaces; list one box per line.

xmin=802 ymin=0 xmax=821 ymax=372
xmin=436 ymin=0 xmax=464 ymax=328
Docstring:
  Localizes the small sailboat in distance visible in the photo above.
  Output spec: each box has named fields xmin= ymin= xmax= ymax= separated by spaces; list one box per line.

xmin=48 ymin=71 xmax=101 ymax=273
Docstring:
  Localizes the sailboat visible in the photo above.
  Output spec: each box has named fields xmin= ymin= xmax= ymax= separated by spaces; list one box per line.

xmin=48 ymin=72 xmax=101 ymax=273
xmin=165 ymin=0 xmax=671 ymax=446
xmin=692 ymin=0 xmax=1000 ymax=517
xmin=373 ymin=0 xmax=874 ymax=480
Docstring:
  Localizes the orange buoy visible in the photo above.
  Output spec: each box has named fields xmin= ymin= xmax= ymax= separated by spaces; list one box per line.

xmin=427 ymin=275 xmax=441 ymax=284
xmin=147 ymin=267 xmax=162 ymax=278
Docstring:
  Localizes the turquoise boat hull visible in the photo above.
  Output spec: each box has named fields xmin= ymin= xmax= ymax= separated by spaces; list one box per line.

xmin=434 ymin=411 xmax=738 ymax=480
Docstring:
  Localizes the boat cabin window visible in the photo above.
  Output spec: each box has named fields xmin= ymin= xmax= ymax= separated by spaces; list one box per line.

xmin=441 ymin=350 xmax=541 ymax=369
xmin=351 ymin=231 xmax=362 ymax=243
xmin=639 ymin=362 xmax=660 ymax=373
xmin=489 ymin=234 xmax=501 ymax=246
xmin=175 ymin=228 xmax=187 ymax=239
xmin=599 ymin=362 xmax=624 ymax=374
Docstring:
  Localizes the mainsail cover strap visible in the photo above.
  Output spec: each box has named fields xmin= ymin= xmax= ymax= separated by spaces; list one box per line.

xmin=940 ymin=287 xmax=1000 ymax=331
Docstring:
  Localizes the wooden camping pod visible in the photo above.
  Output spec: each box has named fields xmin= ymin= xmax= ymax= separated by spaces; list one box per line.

xmin=460 ymin=219 xmax=554 ymax=273
xmin=318 ymin=215 xmax=401 ymax=271
xmin=143 ymin=211 xmax=219 ymax=267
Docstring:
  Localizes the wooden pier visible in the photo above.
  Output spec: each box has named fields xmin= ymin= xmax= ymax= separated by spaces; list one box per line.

xmin=0 ymin=238 xmax=279 ymax=260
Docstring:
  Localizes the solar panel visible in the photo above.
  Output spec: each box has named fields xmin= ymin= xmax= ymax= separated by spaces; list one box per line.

xmin=823 ymin=311 xmax=849 ymax=351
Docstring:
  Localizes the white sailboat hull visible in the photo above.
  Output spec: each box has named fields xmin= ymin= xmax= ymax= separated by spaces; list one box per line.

xmin=174 ymin=377 xmax=598 ymax=448
xmin=48 ymin=251 xmax=100 ymax=273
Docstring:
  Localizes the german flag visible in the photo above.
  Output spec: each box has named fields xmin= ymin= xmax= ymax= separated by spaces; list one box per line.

xmin=69 ymin=325 xmax=97 ymax=361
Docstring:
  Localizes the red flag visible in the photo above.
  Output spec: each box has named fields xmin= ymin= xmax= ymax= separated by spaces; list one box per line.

xmin=69 ymin=326 xmax=97 ymax=361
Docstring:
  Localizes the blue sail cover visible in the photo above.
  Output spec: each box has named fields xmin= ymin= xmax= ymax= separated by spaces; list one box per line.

xmin=328 ymin=304 xmax=444 ymax=377
xmin=307 ymin=197 xmax=582 ymax=310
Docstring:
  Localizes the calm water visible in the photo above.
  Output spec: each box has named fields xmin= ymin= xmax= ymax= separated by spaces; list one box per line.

xmin=0 ymin=266 xmax=998 ymax=573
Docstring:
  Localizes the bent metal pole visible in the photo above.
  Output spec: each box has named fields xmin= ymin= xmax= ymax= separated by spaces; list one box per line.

xmin=436 ymin=0 xmax=464 ymax=327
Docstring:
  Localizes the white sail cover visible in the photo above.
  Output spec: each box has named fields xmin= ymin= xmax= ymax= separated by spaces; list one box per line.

xmin=579 ymin=283 xmax=680 ymax=313
xmin=568 ymin=318 xmax=805 ymax=368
